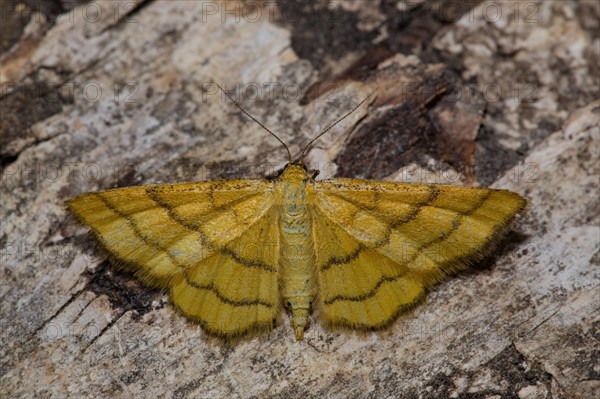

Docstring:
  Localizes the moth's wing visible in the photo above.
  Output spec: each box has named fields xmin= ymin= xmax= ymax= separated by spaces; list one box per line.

xmin=68 ymin=179 xmax=281 ymax=337
xmin=309 ymin=179 xmax=526 ymax=329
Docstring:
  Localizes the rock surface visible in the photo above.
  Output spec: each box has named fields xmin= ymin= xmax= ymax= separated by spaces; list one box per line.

xmin=1 ymin=1 xmax=598 ymax=398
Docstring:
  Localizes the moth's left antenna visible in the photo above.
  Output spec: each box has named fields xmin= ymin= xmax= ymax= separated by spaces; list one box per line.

xmin=215 ymin=83 xmax=293 ymax=163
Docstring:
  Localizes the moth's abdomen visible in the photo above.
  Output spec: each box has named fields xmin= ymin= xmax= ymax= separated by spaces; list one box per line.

xmin=278 ymin=179 xmax=315 ymax=341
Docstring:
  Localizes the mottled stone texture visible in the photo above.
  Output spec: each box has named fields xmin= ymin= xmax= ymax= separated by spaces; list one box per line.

xmin=1 ymin=1 xmax=598 ymax=398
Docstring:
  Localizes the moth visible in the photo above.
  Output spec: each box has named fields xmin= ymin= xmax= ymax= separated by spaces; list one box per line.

xmin=68 ymin=84 xmax=526 ymax=340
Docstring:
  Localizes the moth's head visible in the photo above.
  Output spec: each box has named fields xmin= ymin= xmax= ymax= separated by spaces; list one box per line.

xmin=280 ymin=163 xmax=309 ymax=182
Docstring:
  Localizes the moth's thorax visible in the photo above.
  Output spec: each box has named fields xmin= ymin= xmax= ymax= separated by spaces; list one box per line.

xmin=276 ymin=164 xmax=311 ymax=216
xmin=279 ymin=164 xmax=309 ymax=183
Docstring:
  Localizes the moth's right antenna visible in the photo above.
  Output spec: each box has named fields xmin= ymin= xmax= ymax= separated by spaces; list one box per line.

xmin=297 ymin=88 xmax=377 ymax=162
xmin=215 ymin=83 xmax=293 ymax=163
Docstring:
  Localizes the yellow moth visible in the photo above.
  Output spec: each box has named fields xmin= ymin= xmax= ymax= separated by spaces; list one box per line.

xmin=68 ymin=85 xmax=526 ymax=341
